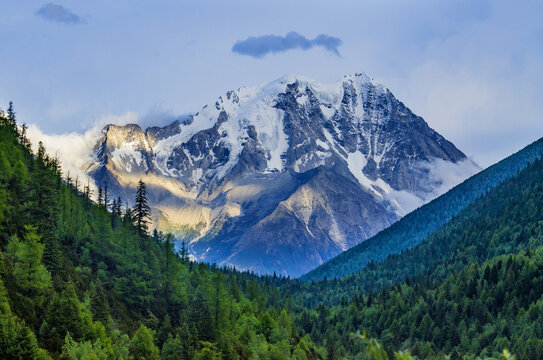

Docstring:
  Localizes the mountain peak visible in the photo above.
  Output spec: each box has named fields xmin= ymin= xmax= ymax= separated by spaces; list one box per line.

xmin=82 ymin=73 xmax=477 ymax=276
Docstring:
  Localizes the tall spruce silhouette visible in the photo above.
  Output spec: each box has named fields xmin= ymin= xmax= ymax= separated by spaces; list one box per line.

xmin=134 ymin=179 xmax=151 ymax=235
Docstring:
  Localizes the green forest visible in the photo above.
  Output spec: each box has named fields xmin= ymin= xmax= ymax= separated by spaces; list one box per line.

xmin=1 ymin=104 xmax=542 ymax=359
xmin=291 ymin=143 xmax=543 ymax=308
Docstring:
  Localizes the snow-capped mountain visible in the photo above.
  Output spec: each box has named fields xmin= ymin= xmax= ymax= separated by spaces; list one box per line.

xmin=85 ymin=73 xmax=479 ymax=277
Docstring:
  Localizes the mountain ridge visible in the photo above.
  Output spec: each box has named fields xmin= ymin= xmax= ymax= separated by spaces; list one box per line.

xmin=76 ymin=73 xmax=478 ymax=276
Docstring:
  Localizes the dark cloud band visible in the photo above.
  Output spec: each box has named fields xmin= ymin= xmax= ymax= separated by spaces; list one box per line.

xmin=232 ymin=32 xmax=342 ymax=58
xmin=36 ymin=3 xmax=85 ymax=25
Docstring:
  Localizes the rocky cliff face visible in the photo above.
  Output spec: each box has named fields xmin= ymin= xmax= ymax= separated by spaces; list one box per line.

xmin=84 ymin=73 xmax=478 ymax=277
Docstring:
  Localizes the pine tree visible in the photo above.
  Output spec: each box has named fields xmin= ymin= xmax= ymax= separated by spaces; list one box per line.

xmin=19 ymin=123 xmax=30 ymax=150
xmin=180 ymin=239 xmax=189 ymax=264
xmin=161 ymin=333 xmax=184 ymax=360
xmin=189 ymin=289 xmax=215 ymax=342
xmin=97 ymin=186 xmax=103 ymax=207
xmin=0 ymin=276 xmax=50 ymax=360
xmin=161 ymin=233 xmax=187 ymax=319
xmin=103 ymin=181 xmax=109 ymax=210
xmin=6 ymin=227 xmax=52 ymax=298
xmin=123 ymin=206 xmax=134 ymax=226
xmin=7 ymin=101 xmax=16 ymax=127
xmin=0 ymin=107 xmax=7 ymax=126
xmin=89 ymin=280 xmax=110 ymax=323
xmin=65 ymin=172 xmax=73 ymax=188
xmin=115 ymin=196 xmax=122 ymax=217
xmin=40 ymin=283 xmax=87 ymax=353
xmin=83 ymin=180 xmax=92 ymax=200
xmin=31 ymin=142 xmax=61 ymax=277
xmin=74 ymin=174 xmax=80 ymax=193
xmin=129 ymin=324 xmax=159 ymax=360
xmin=134 ymin=180 xmax=151 ymax=235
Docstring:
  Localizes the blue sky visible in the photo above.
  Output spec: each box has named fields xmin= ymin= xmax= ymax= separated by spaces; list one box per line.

xmin=1 ymin=1 xmax=542 ymax=166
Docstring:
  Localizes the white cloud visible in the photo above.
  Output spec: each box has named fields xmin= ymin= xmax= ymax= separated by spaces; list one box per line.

xmin=387 ymin=158 xmax=481 ymax=215
xmin=27 ymin=123 xmax=97 ymax=190
xmin=26 ymin=112 xmax=140 ymax=192
xmin=420 ymin=158 xmax=481 ymax=199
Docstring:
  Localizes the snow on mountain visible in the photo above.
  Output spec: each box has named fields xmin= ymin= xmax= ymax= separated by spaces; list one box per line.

xmin=43 ymin=72 xmax=480 ymax=277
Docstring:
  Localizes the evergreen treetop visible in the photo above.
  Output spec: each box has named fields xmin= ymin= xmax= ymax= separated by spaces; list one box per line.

xmin=134 ymin=179 xmax=151 ymax=235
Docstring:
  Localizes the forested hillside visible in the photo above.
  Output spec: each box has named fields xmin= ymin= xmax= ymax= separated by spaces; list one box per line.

xmin=290 ymin=149 xmax=543 ymax=308
xmin=0 ymin=107 xmax=326 ymax=359
xmin=2 ymin=104 xmax=542 ymax=359
xmin=296 ymin=249 xmax=543 ymax=358
xmin=303 ymin=137 xmax=543 ymax=281
xmin=280 ymin=151 xmax=543 ymax=358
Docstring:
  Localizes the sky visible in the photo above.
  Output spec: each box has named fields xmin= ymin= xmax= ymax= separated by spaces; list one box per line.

xmin=1 ymin=1 xmax=542 ymax=167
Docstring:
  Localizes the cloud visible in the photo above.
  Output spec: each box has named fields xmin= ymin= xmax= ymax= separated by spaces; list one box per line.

xmin=386 ymin=158 xmax=480 ymax=215
xmin=232 ymin=31 xmax=342 ymax=58
xmin=25 ymin=112 xmax=142 ymax=197
xmin=25 ymin=110 xmax=192 ymax=201
xmin=26 ymin=123 xmax=98 ymax=193
xmin=25 ymin=110 xmax=192 ymax=181
xmin=35 ymin=3 xmax=85 ymax=25
xmin=26 ymin=112 xmax=137 ymax=177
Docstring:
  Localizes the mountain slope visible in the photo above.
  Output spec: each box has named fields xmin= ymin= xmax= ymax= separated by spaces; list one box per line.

xmin=293 ymin=139 xmax=543 ymax=308
xmin=302 ymin=137 xmax=543 ymax=281
xmin=84 ymin=73 xmax=476 ymax=276
xmin=290 ymin=145 xmax=543 ymax=357
xmin=300 ymin=248 xmax=543 ymax=359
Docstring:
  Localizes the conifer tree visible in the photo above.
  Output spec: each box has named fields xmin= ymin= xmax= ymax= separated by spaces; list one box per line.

xmin=129 ymin=324 xmax=160 ymax=360
xmin=134 ymin=180 xmax=151 ymax=235
xmin=97 ymin=186 xmax=103 ymax=207
xmin=0 ymin=276 xmax=50 ymax=360
xmin=65 ymin=172 xmax=73 ymax=188
xmin=103 ymin=181 xmax=109 ymax=210
xmin=123 ymin=206 xmax=134 ymax=226
xmin=40 ymin=283 xmax=87 ymax=353
xmin=115 ymin=196 xmax=122 ymax=217
xmin=110 ymin=198 xmax=118 ymax=229
xmin=19 ymin=123 xmax=30 ymax=150
xmin=180 ymin=239 xmax=189 ymax=264
xmin=6 ymin=226 xmax=52 ymax=310
xmin=0 ymin=107 xmax=6 ymax=126
xmin=31 ymin=142 xmax=61 ymax=272
xmin=161 ymin=333 xmax=184 ymax=360
xmin=189 ymin=289 xmax=215 ymax=342
xmin=83 ymin=182 xmax=91 ymax=200
xmin=7 ymin=101 xmax=16 ymax=127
